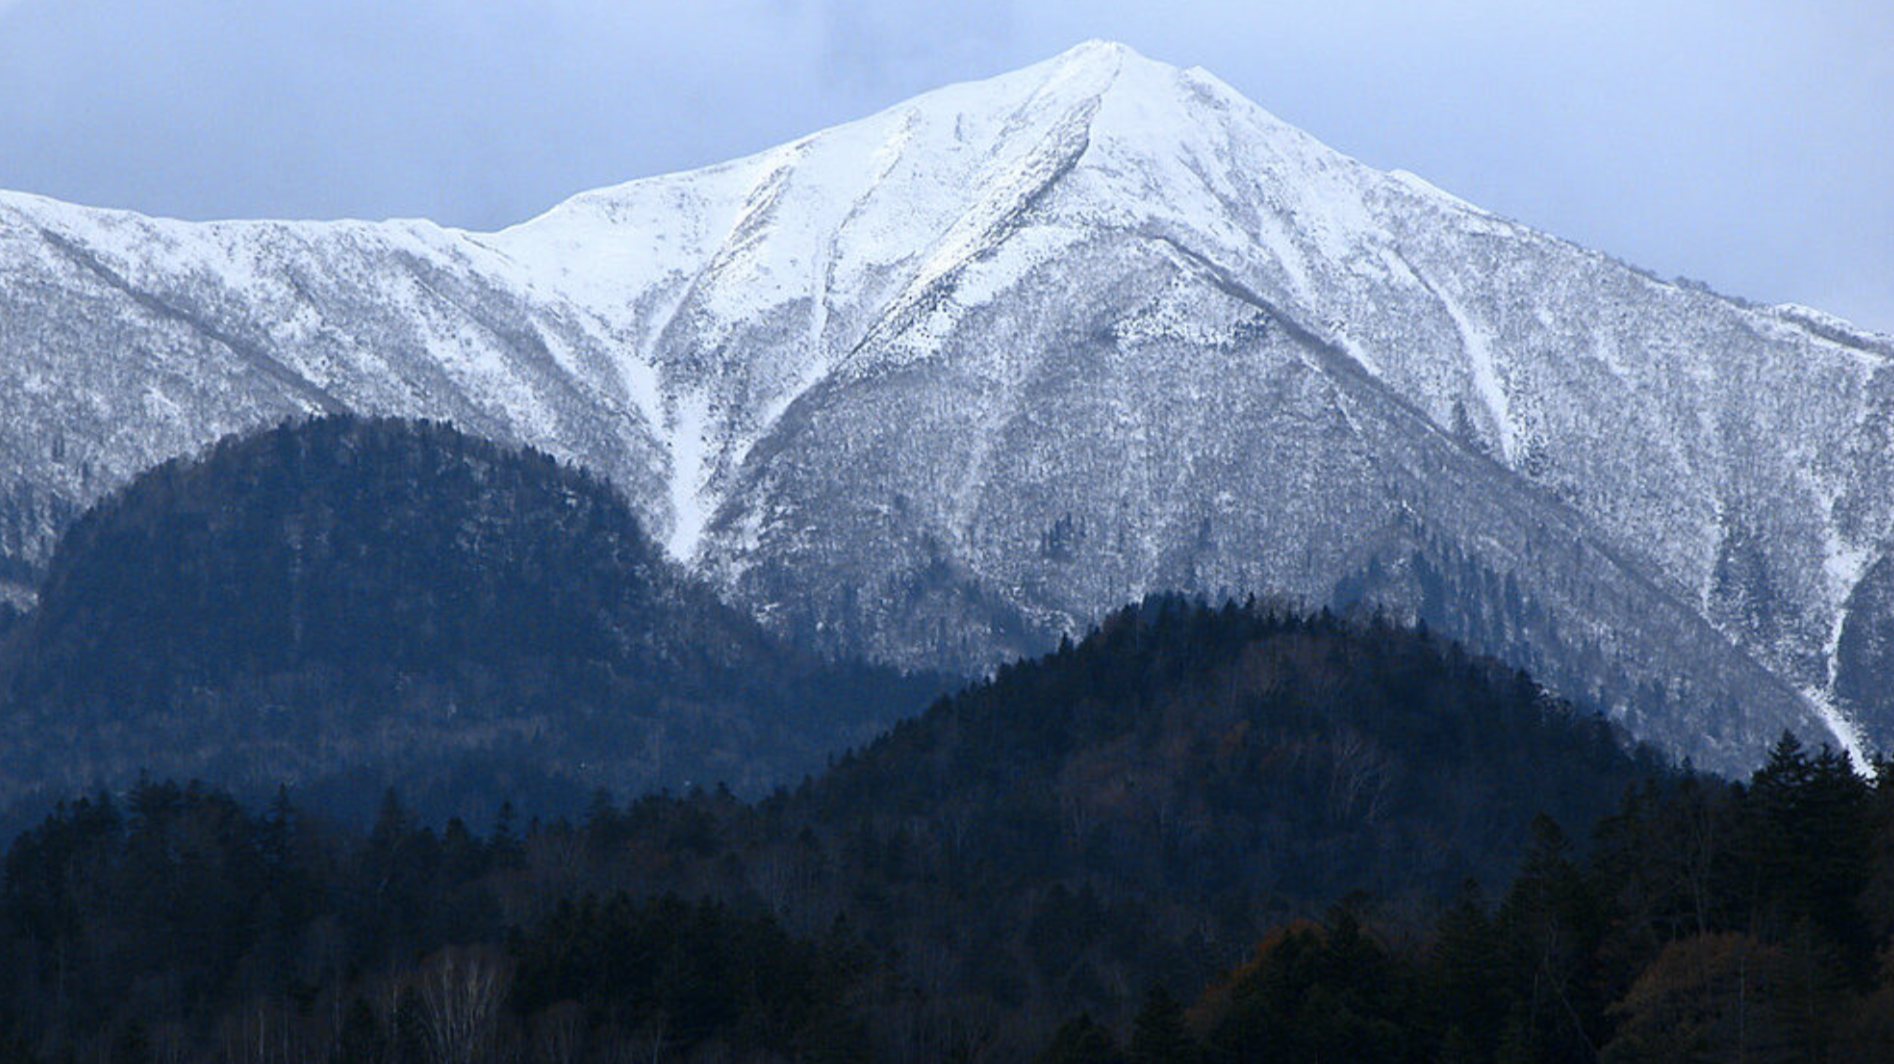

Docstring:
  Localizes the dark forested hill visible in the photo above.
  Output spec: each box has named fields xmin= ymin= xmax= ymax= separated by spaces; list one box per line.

xmin=0 ymin=600 xmax=1731 ymax=1064
xmin=807 ymin=597 xmax=1669 ymax=905
xmin=0 ymin=415 xmax=938 ymax=814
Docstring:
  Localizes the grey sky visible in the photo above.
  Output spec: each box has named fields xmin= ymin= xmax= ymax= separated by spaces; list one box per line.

xmin=0 ymin=0 xmax=1887 ymax=331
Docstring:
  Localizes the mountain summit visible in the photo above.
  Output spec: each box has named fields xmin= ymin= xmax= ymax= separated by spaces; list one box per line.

xmin=1 ymin=42 xmax=1887 ymax=772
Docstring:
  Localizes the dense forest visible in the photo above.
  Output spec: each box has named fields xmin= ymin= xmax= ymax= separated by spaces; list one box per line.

xmin=13 ymin=599 xmax=1868 ymax=1063
xmin=0 ymin=416 xmax=940 ymax=820
xmin=3 ymin=419 xmax=1889 ymax=1061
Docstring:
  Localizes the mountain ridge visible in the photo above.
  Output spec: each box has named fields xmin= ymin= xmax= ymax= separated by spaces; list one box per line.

xmin=0 ymin=41 xmax=1886 ymax=772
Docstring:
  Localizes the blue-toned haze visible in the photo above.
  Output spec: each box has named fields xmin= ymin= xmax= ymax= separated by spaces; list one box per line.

xmin=0 ymin=0 xmax=1887 ymax=330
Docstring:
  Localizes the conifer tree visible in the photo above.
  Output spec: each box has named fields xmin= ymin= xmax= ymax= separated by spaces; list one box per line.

xmin=1128 ymin=987 xmax=1197 ymax=1064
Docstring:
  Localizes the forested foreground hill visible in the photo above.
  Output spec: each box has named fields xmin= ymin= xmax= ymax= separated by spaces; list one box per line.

xmin=15 ymin=600 xmax=1873 ymax=1063
xmin=0 ymin=415 xmax=940 ymax=814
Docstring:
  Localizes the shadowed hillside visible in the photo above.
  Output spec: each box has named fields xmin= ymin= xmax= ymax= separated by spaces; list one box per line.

xmin=0 ymin=415 xmax=939 ymax=813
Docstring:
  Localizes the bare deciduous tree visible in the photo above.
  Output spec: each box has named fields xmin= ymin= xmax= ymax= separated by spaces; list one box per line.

xmin=416 ymin=945 xmax=511 ymax=1064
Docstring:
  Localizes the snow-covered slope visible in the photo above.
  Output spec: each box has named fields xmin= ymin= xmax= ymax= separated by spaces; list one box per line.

xmin=1 ymin=41 xmax=1888 ymax=773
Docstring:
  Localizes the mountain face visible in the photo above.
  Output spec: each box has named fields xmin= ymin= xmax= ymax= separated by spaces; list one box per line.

xmin=0 ymin=416 xmax=934 ymax=807
xmin=0 ymin=42 xmax=1887 ymax=773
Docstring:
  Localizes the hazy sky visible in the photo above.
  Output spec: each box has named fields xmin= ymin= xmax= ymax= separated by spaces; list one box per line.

xmin=0 ymin=0 xmax=1887 ymax=331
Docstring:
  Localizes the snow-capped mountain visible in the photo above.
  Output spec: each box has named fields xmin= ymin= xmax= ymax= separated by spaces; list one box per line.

xmin=1 ymin=41 xmax=1888 ymax=774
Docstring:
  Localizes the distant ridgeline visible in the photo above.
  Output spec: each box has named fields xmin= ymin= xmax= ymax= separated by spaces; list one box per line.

xmin=6 ymin=599 xmax=1888 ymax=1063
xmin=0 ymin=415 xmax=941 ymax=819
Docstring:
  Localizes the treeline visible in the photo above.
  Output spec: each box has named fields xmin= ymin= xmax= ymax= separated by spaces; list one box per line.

xmin=0 ymin=783 xmax=874 ymax=1063
xmin=7 ymin=736 xmax=1894 ymax=1062
xmin=1042 ymin=734 xmax=1894 ymax=1063
xmin=0 ymin=598 xmax=1714 ymax=1063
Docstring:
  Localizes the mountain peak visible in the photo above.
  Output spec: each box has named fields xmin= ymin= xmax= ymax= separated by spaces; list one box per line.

xmin=0 ymin=44 xmax=1882 ymax=773
xmin=1048 ymin=38 xmax=1143 ymax=68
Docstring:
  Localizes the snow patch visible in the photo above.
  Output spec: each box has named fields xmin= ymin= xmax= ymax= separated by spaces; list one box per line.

xmin=1428 ymin=276 xmax=1516 ymax=461
xmin=1825 ymin=534 xmax=1873 ymax=608
xmin=665 ymin=392 xmax=714 ymax=563
xmin=1389 ymin=169 xmax=1487 ymax=215
xmin=1823 ymin=532 xmax=1871 ymax=709
xmin=1773 ymin=302 xmax=1893 ymax=345
xmin=1800 ymin=686 xmax=1872 ymax=772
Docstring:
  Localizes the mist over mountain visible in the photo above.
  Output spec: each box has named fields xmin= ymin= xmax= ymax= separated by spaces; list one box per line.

xmin=0 ymin=416 xmax=937 ymax=812
xmin=0 ymin=42 xmax=1885 ymax=772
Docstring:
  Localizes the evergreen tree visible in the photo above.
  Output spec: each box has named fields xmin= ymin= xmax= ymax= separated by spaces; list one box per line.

xmin=1128 ymin=987 xmax=1197 ymax=1064
xmin=1037 ymin=1014 xmax=1125 ymax=1064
